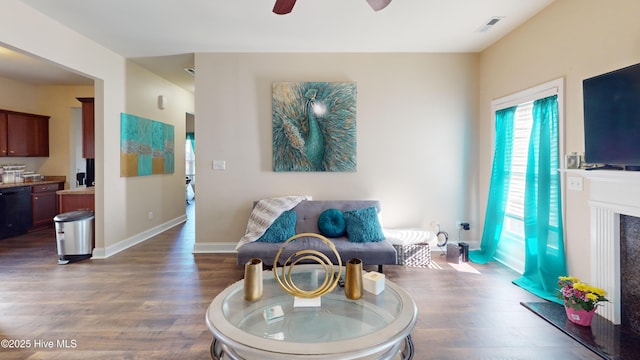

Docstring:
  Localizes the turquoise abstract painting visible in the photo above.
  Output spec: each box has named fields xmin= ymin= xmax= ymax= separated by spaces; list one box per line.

xmin=120 ymin=113 xmax=175 ymax=177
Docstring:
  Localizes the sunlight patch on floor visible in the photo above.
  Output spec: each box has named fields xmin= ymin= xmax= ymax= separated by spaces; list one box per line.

xmin=448 ymin=262 xmax=481 ymax=274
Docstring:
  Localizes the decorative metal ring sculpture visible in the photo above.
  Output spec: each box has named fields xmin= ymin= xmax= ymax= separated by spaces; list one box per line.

xmin=273 ymin=232 xmax=342 ymax=298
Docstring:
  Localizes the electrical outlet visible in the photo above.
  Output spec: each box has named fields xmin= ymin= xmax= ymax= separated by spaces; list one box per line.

xmin=148 ymin=211 xmax=153 ymax=220
xmin=212 ymin=160 xmax=226 ymax=170
xmin=457 ymin=221 xmax=470 ymax=230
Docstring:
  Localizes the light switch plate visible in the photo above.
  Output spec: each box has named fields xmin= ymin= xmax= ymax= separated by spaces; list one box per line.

xmin=212 ymin=160 xmax=226 ymax=170
xmin=567 ymin=176 xmax=583 ymax=191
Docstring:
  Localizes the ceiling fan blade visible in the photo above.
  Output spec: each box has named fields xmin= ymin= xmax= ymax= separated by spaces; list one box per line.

xmin=273 ymin=0 xmax=297 ymax=15
xmin=366 ymin=0 xmax=392 ymax=11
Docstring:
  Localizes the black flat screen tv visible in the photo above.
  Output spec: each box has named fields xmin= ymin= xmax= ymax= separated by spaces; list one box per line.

xmin=583 ymin=62 xmax=640 ymax=170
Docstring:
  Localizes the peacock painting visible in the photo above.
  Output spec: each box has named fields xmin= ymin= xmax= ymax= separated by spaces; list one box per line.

xmin=272 ymin=82 xmax=357 ymax=172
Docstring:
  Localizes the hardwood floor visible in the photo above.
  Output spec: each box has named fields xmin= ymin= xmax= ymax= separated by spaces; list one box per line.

xmin=0 ymin=203 xmax=599 ymax=359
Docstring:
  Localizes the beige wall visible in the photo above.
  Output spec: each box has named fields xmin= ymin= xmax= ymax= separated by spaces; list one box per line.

xmin=0 ymin=0 xmax=193 ymax=256
xmin=0 ymin=75 xmax=41 ymax=113
xmin=194 ymin=53 xmax=479 ymax=250
xmin=477 ymin=0 xmax=640 ymax=280
xmin=123 ymin=61 xmax=194 ymax=237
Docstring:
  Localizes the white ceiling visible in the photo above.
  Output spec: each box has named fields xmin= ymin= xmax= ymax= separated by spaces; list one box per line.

xmin=2 ymin=0 xmax=555 ymax=92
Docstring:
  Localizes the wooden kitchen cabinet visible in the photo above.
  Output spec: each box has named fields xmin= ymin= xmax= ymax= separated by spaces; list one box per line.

xmin=77 ymin=98 xmax=94 ymax=159
xmin=0 ymin=109 xmax=49 ymax=157
xmin=0 ymin=112 xmax=7 ymax=156
xmin=31 ymin=182 xmax=63 ymax=229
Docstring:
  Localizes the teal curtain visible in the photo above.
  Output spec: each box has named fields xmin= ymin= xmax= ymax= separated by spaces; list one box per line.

xmin=469 ymin=106 xmax=517 ymax=264
xmin=186 ymin=132 xmax=195 ymax=153
xmin=512 ymin=95 xmax=566 ymax=303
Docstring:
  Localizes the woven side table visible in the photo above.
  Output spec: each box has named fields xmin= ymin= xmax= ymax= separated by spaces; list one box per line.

xmin=385 ymin=228 xmax=434 ymax=268
xmin=393 ymin=243 xmax=431 ymax=267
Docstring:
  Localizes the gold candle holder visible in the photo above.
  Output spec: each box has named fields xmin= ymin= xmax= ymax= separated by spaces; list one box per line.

xmin=345 ymin=258 xmax=363 ymax=300
xmin=244 ymin=258 xmax=263 ymax=301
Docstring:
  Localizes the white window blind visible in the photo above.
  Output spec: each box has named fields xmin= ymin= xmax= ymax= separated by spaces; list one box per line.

xmin=185 ymin=139 xmax=195 ymax=176
xmin=504 ymin=101 xmax=533 ymax=221
xmin=495 ymin=102 xmax=533 ymax=273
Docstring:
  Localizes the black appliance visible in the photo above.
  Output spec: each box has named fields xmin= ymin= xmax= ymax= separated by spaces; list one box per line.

xmin=583 ymin=62 xmax=640 ymax=170
xmin=0 ymin=186 xmax=32 ymax=239
xmin=76 ymin=172 xmax=86 ymax=186
xmin=86 ymin=158 xmax=95 ymax=187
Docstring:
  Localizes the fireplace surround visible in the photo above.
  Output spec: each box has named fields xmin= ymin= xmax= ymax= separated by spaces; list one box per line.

xmin=620 ymin=214 xmax=640 ymax=334
xmin=580 ymin=170 xmax=640 ymax=325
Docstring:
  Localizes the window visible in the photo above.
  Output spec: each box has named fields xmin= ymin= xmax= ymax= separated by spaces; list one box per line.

xmin=471 ymin=78 xmax=567 ymax=302
xmin=490 ymin=79 xmax=565 ymax=274
xmin=185 ymin=136 xmax=195 ymax=177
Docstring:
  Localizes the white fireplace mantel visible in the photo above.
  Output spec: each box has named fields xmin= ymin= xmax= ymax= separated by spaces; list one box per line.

xmin=565 ymin=168 xmax=640 ymax=181
xmin=564 ymin=168 xmax=640 ymax=324
xmin=570 ymin=169 xmax=640 ymax=217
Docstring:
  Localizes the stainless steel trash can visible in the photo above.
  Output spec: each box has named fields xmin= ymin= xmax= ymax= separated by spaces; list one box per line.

xmin=446 ymin=242 xmax=470 ymax=264
xmin=459 ymin=242 xmax=469 ymax=262
xmin=54 ymin=210 xmax=94 ymax=265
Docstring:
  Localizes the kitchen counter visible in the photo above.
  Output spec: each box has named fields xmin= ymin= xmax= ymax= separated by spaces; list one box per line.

xmin=57 ymin=186 xmax=95 ymax=213
xmin=0 ymin=178 xmax=65 ymax=189
xmin=56 ymin=187 xmax=95 ymax=195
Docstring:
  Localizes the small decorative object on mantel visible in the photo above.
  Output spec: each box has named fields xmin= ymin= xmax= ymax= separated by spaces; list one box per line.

xmin=557 ymin=276 xmax=608 ymax=326
xmin=244 ymin=258 xmax=263 ymax=301
xmin=565 ymin=152 xmax=581 ymax=169
xmin=273 ymin=233 xmax=342 ymax=299
xmin=345 ymin=258 xmax=364 ymax=300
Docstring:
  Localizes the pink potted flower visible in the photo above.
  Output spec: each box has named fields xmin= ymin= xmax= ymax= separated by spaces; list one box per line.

xmin=557 ymin=276 xmax=608 ymax=326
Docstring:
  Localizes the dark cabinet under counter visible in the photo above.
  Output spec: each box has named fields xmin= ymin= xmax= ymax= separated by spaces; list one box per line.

xmin=0 ymin=186 xmax=32 ymax=239
xmin=31 ymin=182 xmax=63 ymax=229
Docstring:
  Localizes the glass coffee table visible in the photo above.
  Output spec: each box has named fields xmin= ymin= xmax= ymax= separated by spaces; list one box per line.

xmin=205 ymin=266 xmax=417 ymax=359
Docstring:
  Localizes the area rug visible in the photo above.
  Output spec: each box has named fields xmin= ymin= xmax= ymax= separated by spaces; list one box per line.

xmin=521 ymin=301 xmax=640 ymax=359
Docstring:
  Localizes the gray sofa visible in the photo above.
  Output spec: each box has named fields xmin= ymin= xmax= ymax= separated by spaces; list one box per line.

xmin=236 ymin=200 xmax=397 ymax=272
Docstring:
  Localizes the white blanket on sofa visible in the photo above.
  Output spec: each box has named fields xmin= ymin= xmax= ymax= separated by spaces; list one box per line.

xmin=384 ymin=228 xmax=436 ymax=246
xmin=236 ymin=195 xmax=311 ymax=250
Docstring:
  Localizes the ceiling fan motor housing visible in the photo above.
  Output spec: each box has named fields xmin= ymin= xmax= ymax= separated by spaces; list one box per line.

xmin=273 ymin=0 xmax=391 ymax=15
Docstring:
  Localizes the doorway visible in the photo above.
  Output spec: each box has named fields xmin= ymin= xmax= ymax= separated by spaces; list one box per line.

xmin=69 ymin=107 xmax=85 ymax=189
xmin=185 ymin=112 xmax=195 ymax=218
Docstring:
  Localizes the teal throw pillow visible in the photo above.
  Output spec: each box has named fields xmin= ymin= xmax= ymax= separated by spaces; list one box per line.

xmin=318 ymin=208 xmax=346 ymax=238
xmin=256 ymin=210 xmax=296 ymax=243
xmin=343 ymin=207 xmax=385 ymax=243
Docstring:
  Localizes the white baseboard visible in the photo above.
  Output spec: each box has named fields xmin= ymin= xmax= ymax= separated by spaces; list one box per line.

xmin=192 ymin=242 xmax=238 ymax=253
xmin=91 ymin=214 xmax=187 ymax=259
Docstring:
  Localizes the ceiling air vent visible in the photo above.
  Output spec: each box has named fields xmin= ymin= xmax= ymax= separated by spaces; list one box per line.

xmin=476 ymin=16 xmax=505 ymax=33
xmin=184 ymin=67 xmax=195 ymax=76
